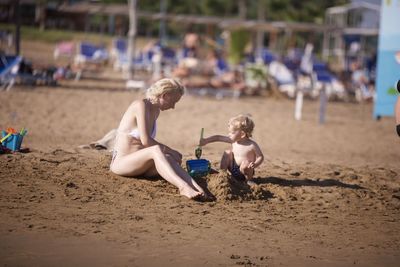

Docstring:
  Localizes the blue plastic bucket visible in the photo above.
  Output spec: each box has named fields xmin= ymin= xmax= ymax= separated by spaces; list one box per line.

xmin=186 ymin=159 xmax=211 ymax=178
xmin=1 ymin=131 xmax=24 ymax=151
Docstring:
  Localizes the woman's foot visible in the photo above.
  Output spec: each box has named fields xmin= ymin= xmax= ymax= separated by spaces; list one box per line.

xmin=180 ymin=187 xmax=203 ymax=200
xmin=192 ymin=184 xmax=216 ymax=202
xmin=192 ymin=183 xmax=206 ymax=196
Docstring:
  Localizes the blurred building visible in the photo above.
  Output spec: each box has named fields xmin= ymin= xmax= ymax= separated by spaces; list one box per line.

xmin=323 ymin=0 xmax=381 ymax=70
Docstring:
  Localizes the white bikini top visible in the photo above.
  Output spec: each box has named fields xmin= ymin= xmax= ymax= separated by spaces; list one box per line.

xmin=119 ymin=122 xmax=157 ymax=140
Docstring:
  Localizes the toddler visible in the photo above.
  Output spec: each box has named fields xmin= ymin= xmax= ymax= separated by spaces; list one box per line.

xmin=200 ymin=114 xmax=264 ymax=185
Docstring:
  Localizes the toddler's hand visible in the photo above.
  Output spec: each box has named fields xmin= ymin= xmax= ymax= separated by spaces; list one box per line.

xmin=248 ymin=162 xmax=255 ymax=169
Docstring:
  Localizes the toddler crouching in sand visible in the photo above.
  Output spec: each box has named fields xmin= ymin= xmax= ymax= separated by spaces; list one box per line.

xmin=200 ymin=114 xmax=264 ymax=185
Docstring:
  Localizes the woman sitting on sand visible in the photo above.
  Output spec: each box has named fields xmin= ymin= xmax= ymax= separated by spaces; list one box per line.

xmin=110 ymin=78 xmax=208 ymax=200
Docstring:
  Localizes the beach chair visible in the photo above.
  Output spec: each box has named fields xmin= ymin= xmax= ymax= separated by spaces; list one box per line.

xmin=113 ymin=49 xmax=154 ymax=73
xmin=74 ymin=42 xmax=109 ymax=66
xmin=312 ymin=61 xmax=345 ymax=100
xmin=161 ymin=47 xmax=178 ymax=68
xmin=53 ymin=41 xmax=75 ymax=60
xmin=214 ymin=57 xmax=229 ymax=77
xmin=261 ymin=49 xmax=277 ymax=65
xmin=0 ymin=55 xmax=22 ymax=91
xmin=110 ymin=37 xmax=127 ymax=63
xmin=312 ymin=62 xmax=332 ymax=91
xmin=112 ymin=38 xmax=156 ymax=73
xmin=110 ymin=38 xmax=128 ymax=71
xmin=283 ymin=57 xmax=301 ymax=79
xmin=268 ymin=60 xmax=296 ymax=98
xmin=74 ymin=42 xmax=109 ymax=80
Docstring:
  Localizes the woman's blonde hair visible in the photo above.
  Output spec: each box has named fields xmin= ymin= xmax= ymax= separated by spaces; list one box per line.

xmin=146 ymin=78 xmax=185 ymax=103
xmin=228 ymin=114 xmax=255 ymax=137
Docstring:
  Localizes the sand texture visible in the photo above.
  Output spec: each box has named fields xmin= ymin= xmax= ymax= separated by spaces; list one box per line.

xmin=0 ymin=41 xmax=399 ymax=266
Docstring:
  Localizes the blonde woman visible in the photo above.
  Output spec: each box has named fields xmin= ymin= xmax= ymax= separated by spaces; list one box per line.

xmin=110 ymin=78 xmax=208 ymax=200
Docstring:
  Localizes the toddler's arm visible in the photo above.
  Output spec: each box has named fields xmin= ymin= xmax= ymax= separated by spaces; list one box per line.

xmin=200 ymin=135 xmax=232 ymax=146
xmin=251 ymin=142 xmax=264 ymax=169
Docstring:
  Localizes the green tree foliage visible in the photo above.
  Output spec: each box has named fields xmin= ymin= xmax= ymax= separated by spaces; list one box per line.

xmin=96 ymin=0 xmax=349 ymax=23
xmin=228 ymin=29 xmax=250 ymax=64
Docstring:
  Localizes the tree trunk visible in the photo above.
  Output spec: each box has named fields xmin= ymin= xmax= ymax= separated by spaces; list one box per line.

xmin=127 ymin=0 xmax=137 ymax=80
xmin=36 ymin=0 xmax=46 ymax=31
xmin=14 ymin=0 xmax=20 ymax=55
xmin=238 ymin=0 xmax=246 ymax=20
xmin=255 ymin=0 xmax=265 ymax=60
xmin=159 ymin=0 xmax=167 ymax=45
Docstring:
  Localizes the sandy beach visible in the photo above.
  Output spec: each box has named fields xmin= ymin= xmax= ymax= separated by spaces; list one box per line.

xmin=0 ymin=41 xmax=399 ymax=266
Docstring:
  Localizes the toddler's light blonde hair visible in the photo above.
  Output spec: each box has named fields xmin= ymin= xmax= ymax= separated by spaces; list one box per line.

xmin=146 ymin=78 xmax=185 ymax=103
xmin=229 ymin=114 xmax=255 ymax=137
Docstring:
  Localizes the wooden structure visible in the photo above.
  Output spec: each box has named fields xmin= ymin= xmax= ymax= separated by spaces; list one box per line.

xmin=57 ymin=1 xmax=333 ymax=57
xmin=4 ymin=1 xmax=381 ymax=67
xmin=323 ymin=2 xmax=380 ymax=68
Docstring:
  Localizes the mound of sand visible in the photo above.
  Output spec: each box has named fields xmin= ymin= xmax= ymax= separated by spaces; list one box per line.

xmin=205 ymin=171 xmax=273 ymax=201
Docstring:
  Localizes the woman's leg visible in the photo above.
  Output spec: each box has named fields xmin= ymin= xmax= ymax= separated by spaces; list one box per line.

xmin=165 ymin=155 xmax=207 ymax=196
xmin=142 ymin=152 xmax=206 ymax=194
xmin=111 ymin=145 xmax=203 ymax=199
xmin=142 ymin=152 xmax=207 ymax=195
xmin=142 ymin=150 xmax=182 ymax=178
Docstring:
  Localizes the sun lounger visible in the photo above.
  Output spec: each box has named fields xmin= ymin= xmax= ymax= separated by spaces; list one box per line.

xmin=110 ymin=37 xmax=127 ymax=63
xmin=112 ymin=39 xmax=177 ymax=75
xmin=111 ymin=38 xmax=155 ymax=73
xmin=269 ymin=60 xmax=296 ymax=97
xmin=0 ymin=55 xmax=22 ymax=91
xmin=54 ymin=41 xmax=75 ymax=59
xmin=311 ymin=61 xmax=345 ymax=100
xmin=261 ymin=49 xmax=277 ymax=65
xmin=74 ymin=42 xmax=108 ymax=65
xmin=74 ymin=42 xmax=109 ymax=80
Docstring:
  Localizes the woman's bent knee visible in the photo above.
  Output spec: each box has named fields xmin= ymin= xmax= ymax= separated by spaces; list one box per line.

xmin=152 ymin=144 xmax=163 ymax=155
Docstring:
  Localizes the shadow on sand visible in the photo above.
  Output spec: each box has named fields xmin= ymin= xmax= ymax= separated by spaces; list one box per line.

xmin=254 ymin=176 xmax=365 ymax=190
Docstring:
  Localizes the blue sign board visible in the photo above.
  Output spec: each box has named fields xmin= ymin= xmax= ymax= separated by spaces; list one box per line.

xmin=373 ymin=0 xmax=400 ymax=118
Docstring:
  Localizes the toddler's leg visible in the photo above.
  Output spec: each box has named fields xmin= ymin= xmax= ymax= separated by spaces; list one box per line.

xmin=220 ymin=149 xmax=233 ymax=171
xmin=240 ymin=160 xmax=256 ymax=186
